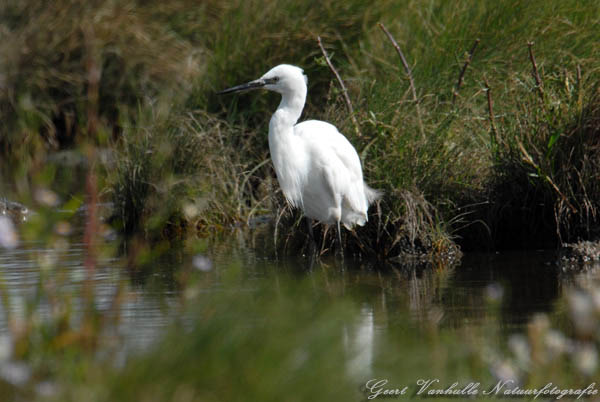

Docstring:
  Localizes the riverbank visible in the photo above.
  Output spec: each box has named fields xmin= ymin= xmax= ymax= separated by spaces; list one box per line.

xmin=1 ymin=0 xmax=599 ymax=260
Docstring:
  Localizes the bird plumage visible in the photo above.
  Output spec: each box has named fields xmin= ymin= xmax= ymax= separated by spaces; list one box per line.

xmin=278 ymin=119 xmax=372 ymax=229
xmin=219 ymin=64 xmax=380 ymax=233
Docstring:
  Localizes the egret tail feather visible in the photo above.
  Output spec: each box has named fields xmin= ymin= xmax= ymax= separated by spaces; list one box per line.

xmin=365 ymin=184 xmax=383 ymax=204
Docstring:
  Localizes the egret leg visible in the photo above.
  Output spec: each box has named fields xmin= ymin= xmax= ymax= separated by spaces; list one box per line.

xmin=305 ymin=217 xmax=315 ymax=243
xmin=336 ymin=220 xmax=344 ymax=257
xmin=305 ymin=217 xmax=317 ymax=257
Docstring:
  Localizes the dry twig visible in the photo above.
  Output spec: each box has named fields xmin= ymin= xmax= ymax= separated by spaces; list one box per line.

xmin=527 ymin=42 xmax=544 ymax=103
xmin=452 ymin=38 xmax=480 ymax=105
xmin=378 ymin=23 xmax=424 ymax=139
xmin=317 ymin=36 xmax=361 ymax=137
xmin=483 ymin=77 xmax=498 ymax=145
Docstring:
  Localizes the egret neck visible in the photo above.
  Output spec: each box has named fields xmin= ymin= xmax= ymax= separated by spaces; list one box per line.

xmin=268 ymin=81 xmax=307 ymax=207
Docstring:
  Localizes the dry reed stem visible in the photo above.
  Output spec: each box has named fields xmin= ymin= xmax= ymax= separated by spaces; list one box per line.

xmin=576 ymin=64 xmax=583 ymax=109
xmin=84 ymin=25 xmax=100 ymax=139
xmin=317 ymin=36 xmax=361 ymax=138
xmin=378 ymin=23 xmax=424 ymax=139
xmin=527 ymin=42 xmax=545 ymax=104
xmin=452 ymin=38 xmax=480 ymax=105
xmin=483 ymin=77 xmax=498 ymax=144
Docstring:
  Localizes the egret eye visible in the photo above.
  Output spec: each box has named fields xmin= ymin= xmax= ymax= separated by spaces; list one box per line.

xmin=272 ymin=76 xmax=279 ymax=83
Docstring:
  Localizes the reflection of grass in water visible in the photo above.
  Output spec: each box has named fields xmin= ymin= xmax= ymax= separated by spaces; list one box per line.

xmin=58 ymin=270 xmax=360 ymax=402
xmin=40 ymin=267 xmax=459 ymax=402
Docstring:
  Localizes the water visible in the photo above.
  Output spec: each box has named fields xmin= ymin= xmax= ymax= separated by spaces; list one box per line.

xmin=0 ymin=238 xmax=592 ymax=345
xmin=0 ymin=231 xmax=599 ymax=396
xmin=0 ymin=240 xmax=181 ymax=352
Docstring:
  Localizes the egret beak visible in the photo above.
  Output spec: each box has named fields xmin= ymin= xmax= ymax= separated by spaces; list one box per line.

xmin=217 ymin=79 xmax=266 ymax=95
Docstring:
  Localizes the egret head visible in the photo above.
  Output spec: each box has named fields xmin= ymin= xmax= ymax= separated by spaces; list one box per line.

xmin=218 ymin=64 xmax=307 ymax=96
xmin=260 ymin=64 xmax=307 ymax=94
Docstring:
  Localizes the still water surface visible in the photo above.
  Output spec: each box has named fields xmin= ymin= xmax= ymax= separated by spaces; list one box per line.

xmin=0 ymin=233 xmax=598 ymax=374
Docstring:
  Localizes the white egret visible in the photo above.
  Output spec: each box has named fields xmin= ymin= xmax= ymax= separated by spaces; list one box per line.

xmin=219 ymin=64 xmax=380 ymax=250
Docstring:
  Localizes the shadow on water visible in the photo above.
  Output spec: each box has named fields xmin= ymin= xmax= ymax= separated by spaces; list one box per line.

xmin=442 ymin=251 xmax=562 ymax=329
xmin=247 ymin=249 xmax=564 ymax=328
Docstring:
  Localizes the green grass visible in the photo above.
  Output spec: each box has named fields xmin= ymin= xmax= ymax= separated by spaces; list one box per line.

xmin=1 ymin=0 xmax=600 ymax=256
xmin=0 ymin=0 xmax=197 ymax=162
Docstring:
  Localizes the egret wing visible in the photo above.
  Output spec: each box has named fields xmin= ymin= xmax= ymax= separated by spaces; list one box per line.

xmin=294 ymin=120 xmax=363 ymax=182
xmin=294 ymin=120 xmax=368 ymax=219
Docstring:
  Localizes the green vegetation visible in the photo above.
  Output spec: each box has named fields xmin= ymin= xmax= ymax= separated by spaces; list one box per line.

xmin=2 ymin=2 xmax=600 ymax=399
xmin=2 ymin=0 xmax=600 ymax=257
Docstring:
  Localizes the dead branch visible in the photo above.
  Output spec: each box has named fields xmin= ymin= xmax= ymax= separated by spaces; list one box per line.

xmin=317 ymin=36 xmax=361 ymax=137
xmin=378 ymin=23 xmax=424 ymax=139
xmin=483 ymin=77 xmax=498 ymax=145
xmin=527 ymin=42 xmax=544 ymax=103
xmin=452 ymin=38 xmax=480 ymax=105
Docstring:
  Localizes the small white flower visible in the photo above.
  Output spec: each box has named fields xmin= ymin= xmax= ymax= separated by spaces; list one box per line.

xmin=0 ymin=216 xmax=18 ymax=249
xmin=192 ymin=255 xmax=212 ymax=272
xmin=569 ymin=291 xmax=593 ymax=317
xmin=490 ymin=359 xmax=519 ymax=385
xmin=0 ymin=361 xmax=31 ymax=386
xmin=34 ymin=188 xmax=60 ymax=207
xmin=568 ymin=291 xmax=596 ymax=336
xmin=574 ymin=344 xmax=598 ymax=376
xmin=35 ymin=381 xmax=58 ymax=397
xmin=544 ymin=330 xmax=569 ymax=357
xmin=508 ymin=334 xmax=531 ymax=368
